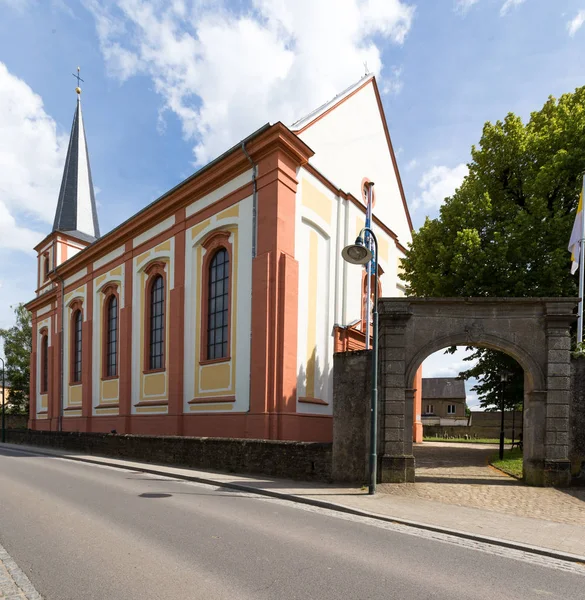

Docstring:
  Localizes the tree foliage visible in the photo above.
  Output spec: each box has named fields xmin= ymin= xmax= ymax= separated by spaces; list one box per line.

xmin=448 ymin=348 xmax=523 ymax=411
xmin=0 ymin=304 xmax=32 ymax=414
xmin=402 ymin=88 xmax=585 ymax=409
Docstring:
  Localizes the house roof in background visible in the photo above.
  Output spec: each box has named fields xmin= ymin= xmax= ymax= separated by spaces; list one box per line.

xmin=422 ymin=377 xmax=466 ymax=400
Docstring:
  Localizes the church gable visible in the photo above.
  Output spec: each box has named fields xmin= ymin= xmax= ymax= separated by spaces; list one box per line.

xmin=294 ymin=76 xmax=412 ymax=246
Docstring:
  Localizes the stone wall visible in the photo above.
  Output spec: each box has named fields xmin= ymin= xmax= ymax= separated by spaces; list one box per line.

xmin=5 ymin=430 xmax=332 ymax=482
xmin=570 ymin=358 xmax=585 ymax=479
xmin=424 ymin=411 xmax=524 ymax=440
xmin=2 ymin=415 xmax=28 ymax=429
xmin=332 ymin=350 xmax=374 ymax=484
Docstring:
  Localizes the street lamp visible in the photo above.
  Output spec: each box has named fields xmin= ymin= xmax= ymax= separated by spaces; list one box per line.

xmin=511 ymin=401 xmax=516 ymax=450
xmin=0 ymin=357 xmax=5 ymax=444
xmin=342 ymin=226 xmax=379 ymax=495
xmin=499 ymin=371 xmax=510 ymax=460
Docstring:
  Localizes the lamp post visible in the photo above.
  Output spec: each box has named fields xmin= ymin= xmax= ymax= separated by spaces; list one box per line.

xmin=342 ymin=225 xmax=379 ymax=495
xmin=511 ymin=404 xmax=516 ymax=450
xmin=0 ymin=357 xmax=5 ymax=444
xmin=499 ymin=371 xmax=510 ymax=461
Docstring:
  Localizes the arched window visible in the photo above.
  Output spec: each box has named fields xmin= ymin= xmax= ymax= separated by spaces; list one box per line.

xmin=207 ymin=248 xmax=229 ymax=360
xmin=40 ymin=332 xmax=48 ymax=394
xmin=72 ymin=309 xmax=82 ymax=383
xmin=149 ymin=275 xmax=164 ymax=370
xmin=361 ymin=266 xmax=383 ymax=332
xmin=106 ymin=295 xmax=118 ymax=377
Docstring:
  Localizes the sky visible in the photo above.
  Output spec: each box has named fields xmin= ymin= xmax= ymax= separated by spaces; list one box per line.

xmin=1 ymin=0 xmax=584 ymax=408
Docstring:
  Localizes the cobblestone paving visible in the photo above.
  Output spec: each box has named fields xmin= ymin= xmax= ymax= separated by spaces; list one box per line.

xmin=378 ymin=442 xmax=585 ymax=525
xmin=0 ymin=544 xmax=42 ymax=599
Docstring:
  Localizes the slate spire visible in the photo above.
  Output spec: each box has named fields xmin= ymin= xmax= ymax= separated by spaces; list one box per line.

xmin=52 ymin=83 xmax=100 ymax=243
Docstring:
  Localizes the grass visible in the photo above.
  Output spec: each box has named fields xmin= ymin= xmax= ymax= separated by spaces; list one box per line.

xmin=423 ymin=436 xmax=512 ymax=444
xmin=489 ymin=448 xmax=523 ymax=478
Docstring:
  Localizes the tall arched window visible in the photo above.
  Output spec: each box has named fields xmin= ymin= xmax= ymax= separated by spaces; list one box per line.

xmin=361 ymin=266 xmax=383 ymax=333
xmin=149 ymin=275 xmax=164 ymax=370
xmin=72 ymin=309 xmax=82 ymax=383
xmin=207 ymin=248 xmax=229 ymax=360
xmin=43 ymin=255 xmax=50 ymax=282
xmin=40 ymin=331 xmax=48 ymax=394
xmin=106 ymin=295 xmax=118 ymax=377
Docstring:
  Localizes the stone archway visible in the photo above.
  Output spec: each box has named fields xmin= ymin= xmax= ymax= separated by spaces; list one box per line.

xmin=378 ymin=298 xmax=576 ymax=487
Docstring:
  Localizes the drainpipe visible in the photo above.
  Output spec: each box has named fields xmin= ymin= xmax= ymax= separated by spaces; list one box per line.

xmin=241 ymin=141 xmax=258 ymax=258
xmin=241 ymin=141 xmax=258 ymax=431
xmin=54 ymin=273 xmax=65 ymax=432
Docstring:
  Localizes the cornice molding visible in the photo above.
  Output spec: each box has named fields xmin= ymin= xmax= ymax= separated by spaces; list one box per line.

xmin=51 ymin=123 xmax=314 ymax=279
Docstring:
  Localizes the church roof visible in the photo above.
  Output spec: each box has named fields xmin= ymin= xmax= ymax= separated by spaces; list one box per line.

xmin=52 ymin=95 xmax=100 ymax=241
xmin=422 ymin=377 xmax=466 ymax=400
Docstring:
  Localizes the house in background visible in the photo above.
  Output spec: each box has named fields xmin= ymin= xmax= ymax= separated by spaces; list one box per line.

xmin=26 ymin=73 xmax=422 ymax=442
xmin=421 ymin=377 xmax=468 ymax=427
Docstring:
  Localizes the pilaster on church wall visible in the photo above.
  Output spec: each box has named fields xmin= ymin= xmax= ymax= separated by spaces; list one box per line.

xmin=249 ymin=147 xmax=305 ymax=434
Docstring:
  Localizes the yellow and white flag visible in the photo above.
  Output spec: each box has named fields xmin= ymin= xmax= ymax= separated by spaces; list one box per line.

xmin=569 ymin=178 xmax=585 ymax=275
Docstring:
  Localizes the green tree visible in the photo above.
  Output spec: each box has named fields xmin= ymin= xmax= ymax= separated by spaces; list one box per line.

xmin=402 ymin=87 xmax=585 ymax=409
xmin=0 ymin=304 xmax=32 ymax=414
xmin=453 ymin=349 xmax=523 ymax=411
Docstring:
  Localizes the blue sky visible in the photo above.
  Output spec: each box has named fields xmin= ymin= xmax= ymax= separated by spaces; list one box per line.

xmin=1 ymin=0 xmax=584 ymax=406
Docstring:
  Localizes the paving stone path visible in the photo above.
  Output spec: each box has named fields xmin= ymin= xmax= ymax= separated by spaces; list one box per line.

xmin=378 ymin=442 xmax=585 ymax=525
xmin=0 ymin=544 xmax=41 ymax=599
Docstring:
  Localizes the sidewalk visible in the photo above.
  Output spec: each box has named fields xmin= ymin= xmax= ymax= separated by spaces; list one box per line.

xmin=0 ymin=541 xmax=42 ymax=600
xmin=3 ymin=442 xmax=585 ymax=563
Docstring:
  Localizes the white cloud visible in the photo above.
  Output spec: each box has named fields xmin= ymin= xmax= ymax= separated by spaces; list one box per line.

xmin=454 ymin=0 xmax=479 ymax=15
xmin=567 ymin=10 xmax=585 ymax=37
xmin=3 ymin=0 xmax=78 ymax=17
xmin=51 ymin=0 xmax=76 ymax=18
xmin=0 ymin=0 xmax=30 ymax=10
xmin=422 ymin=347 xmax=477 ymax=378
xmin=412 ymin=163 xmax=468 ymax=212
xmin=0 ymin=61 xmax=67 ymax=251
xmin=381 ymin=66 xmax=404 ymax=95
xmin=84 ymin=0 xmax=415 ymax=166
xmin=0 ymin=203 xmax=44 ymax=252
xmin=421 ymin=347 xmax=480 ymax=409
xmin=500 ymin=0 xmax=525 ymax=17
xmin=405 ymin=158 xmax=418 ymax=171
xmin=455 ymin=0 xmax=526 ymax=17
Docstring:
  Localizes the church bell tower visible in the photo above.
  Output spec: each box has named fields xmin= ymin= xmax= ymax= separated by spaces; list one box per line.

xmin=35 ymin=68 xmax=100 ymax=294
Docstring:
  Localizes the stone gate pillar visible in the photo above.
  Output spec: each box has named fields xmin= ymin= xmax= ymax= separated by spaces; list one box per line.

xmin=523 ymin=390 xmax=546 ymax=485
xmin=378 ymin=303 xmax=415 ymax=482
xmin=542 ymin=302 xmax=574 ymax=486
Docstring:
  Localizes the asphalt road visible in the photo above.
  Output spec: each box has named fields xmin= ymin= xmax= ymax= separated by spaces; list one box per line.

xmin=0 ymin=446 xmax=583 ymax=600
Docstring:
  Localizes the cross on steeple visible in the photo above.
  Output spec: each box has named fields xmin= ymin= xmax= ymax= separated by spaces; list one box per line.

xmin=72 ymin=66 xmax=84 ymax=94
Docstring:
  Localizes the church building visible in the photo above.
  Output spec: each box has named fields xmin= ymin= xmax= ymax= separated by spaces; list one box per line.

xmin=26 ymin=74 xmax=422 ymax=442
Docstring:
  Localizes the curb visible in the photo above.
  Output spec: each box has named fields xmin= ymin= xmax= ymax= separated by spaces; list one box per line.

xmin=4 ymin=443 xmax=585 ymax=566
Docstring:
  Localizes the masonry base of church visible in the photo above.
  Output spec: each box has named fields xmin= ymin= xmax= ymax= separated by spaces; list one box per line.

xmin=7 ymin=429 xmax=332 ymax=482
xmin=28 ymin=412 xmax=333 ymax=443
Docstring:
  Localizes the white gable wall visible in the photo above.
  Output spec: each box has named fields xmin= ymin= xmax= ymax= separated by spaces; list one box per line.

xmin=296 ymin=81 xmax=412 ymax=248
xmin=294 ymin=166 xmax=407 ymax=415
